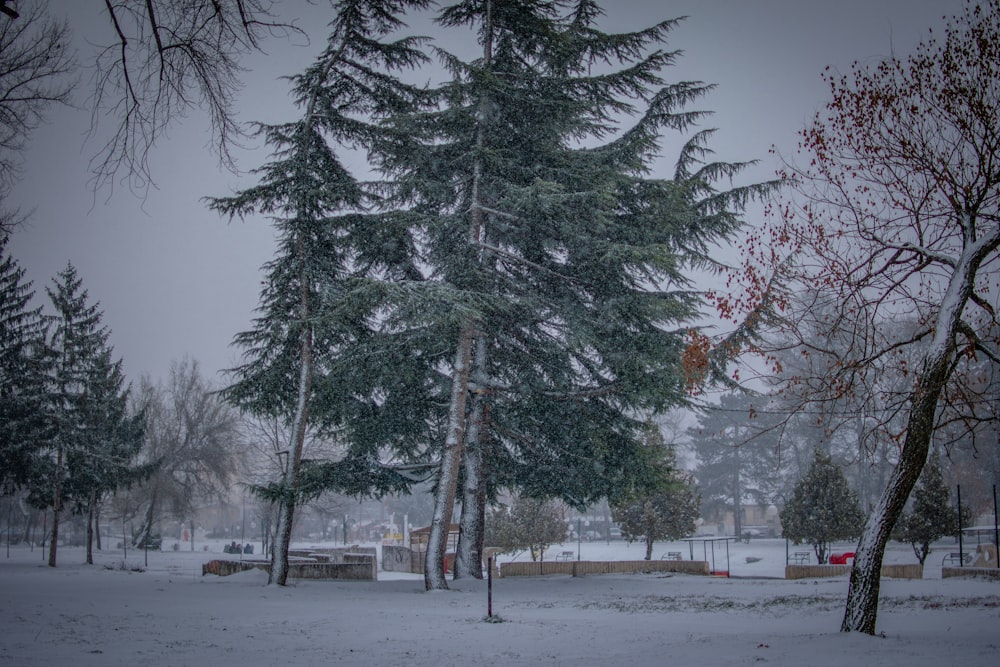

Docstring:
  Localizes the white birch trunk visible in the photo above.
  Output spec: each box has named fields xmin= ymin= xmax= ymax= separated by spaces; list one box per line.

xmin=426 ymin=0 xmax=494 ymax=591
xmin=424 ymin=327 xmax=475 ymax=590
xmin=270 ymin=230 xmax=314 ymax=586
xmin=455 ymin=338 xmax=488 ymax=580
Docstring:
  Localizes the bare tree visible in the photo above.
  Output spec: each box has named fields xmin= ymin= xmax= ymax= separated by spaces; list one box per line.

xmin=88 ymin=0 xmax=298 ymax=193
xmin=0 ymin=1 xmax=74 ymax=211
xmin=728 ymin=1 xmax=1000 ymax=635
xmin=132 ymin=357 xmax=244 ymax=546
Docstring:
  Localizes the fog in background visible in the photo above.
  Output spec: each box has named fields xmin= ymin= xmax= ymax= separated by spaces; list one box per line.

xmin=6 ymin=1 xmax=957 ymax=385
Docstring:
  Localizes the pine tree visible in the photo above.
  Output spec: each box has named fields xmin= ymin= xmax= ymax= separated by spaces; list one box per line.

xmin=690 ymin=393 xmax=781 ymax=537
xmin=0 ymin=235 xmax=47 ymax=493
xmin=375 ymin=0 xmax=773 ymax=588
xmin=781 ymin=449 xmax=865 ymax=564
xmin=38 ymin=262 xmax=127 ymax=567
xmin=208 ymin=0 xmax=431 ymax=585
xmin=610 ymin=425 xmax=700 ymax=560
xmin=64 ymin=347 xmax=147 ymax=564
xmin=894 ymin=455 xmax=961 ymax=565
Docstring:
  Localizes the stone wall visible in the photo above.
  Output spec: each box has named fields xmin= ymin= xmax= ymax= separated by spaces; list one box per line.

xmin=500 ymin=559 xmax=710 ymax=577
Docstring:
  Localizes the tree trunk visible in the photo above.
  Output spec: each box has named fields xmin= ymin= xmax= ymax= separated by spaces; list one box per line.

xmin=841 ymin=367 xmax=943 ymax=633
xmin=48 ymin=446 xmax=62 ymax=568
xmin=645 ymin=536 xmax=653 ymax=561
xmin=94 ymin=503 xmax=102 ymax=551
xmin=424 ymin=327 xmax=475 ymax=590
xmin=841 ymin=223 xmax=998 ymax=633
xmin=136 ymin=486 xmax=157 ymax=548
xmin=269 ymin=226 xmax=315 ymax=586
xmin=270 ymin=332 xmax=312 ymax=586
xmin=455 ymin=338 xmax=488 ymax=580
xmin=85 ymin=495 xmax=95 ymax=565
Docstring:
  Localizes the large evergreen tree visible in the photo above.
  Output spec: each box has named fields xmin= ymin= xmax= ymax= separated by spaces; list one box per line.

xmin=374 ymin=0 xmax=772 ymax=589
xmin=690 ymin=392 xmax=780 ymax=537
xmin=0 ymin=235 xmax=47 ymax=493
xmin=208 ymin=0 xmax=431 ymax=585
xmin=63 ymin=346 xmax=146 ymax=565
xmin=781 ymin=449 xmax=864 ymax=564
xmin=37 ymin=263 xmax=141 ymax=567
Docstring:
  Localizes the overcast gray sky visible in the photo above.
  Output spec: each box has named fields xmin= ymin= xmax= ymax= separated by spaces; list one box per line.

xmin=6 ymin=0 xmax=958 ymax=386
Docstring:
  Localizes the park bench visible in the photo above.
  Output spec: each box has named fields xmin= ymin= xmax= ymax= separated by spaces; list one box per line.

xmin=661 ymin=552 xmax=683 ymax=561
xmin=790 ymin=552 xmax=810 ymax=564
xmin=555 ymin=551 xmax=574 ymax=561
xmin=942 ymin=552 xmax=972 ymax=566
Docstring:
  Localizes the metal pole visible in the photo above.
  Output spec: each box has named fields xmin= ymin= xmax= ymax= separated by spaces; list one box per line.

xmin=5 ymin=497 xmax=11 ymax=559
xmin=240 ymin=493 xmax=247 ymax=562
xmin=993 ymin=484 xmax=998 ymax=569
xmin=487 ymin=556 xmax=493 ymax=618
xmin=957 ymin=485 xmax=964 ymax=566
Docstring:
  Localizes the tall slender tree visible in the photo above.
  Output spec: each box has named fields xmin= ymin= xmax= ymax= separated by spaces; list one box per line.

xmin=0 ymin=235 xmax=47 ymax=492
xmin=376 ymin=0 xmax=773 ymax=588
xmin=64 ymin=347 xmax=146 ymax=564
xmin=690 ymin=392 xmax=780 ymax=537
xmin=209 ymin=0 xmax=431 ymax=585
xmin=38 ymin=263 xmax=136 ymax=567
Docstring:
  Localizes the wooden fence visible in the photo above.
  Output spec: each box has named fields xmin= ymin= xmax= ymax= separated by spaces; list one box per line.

xmin=785 ymin=563 xmax=923 ymax=580
xmin=942 ymin=566 xmax=1000 ymax=580
xmin=500 ymin=559 xmax=710 ymax=578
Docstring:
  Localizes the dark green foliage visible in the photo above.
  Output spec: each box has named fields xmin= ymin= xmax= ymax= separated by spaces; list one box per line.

xmin=249 ymin=455 xmax=413 ymax=506
xmin=376 ymin=0 xmax=775 ymax=509
xmin=207 ymin=0 xmax=436 ymax=484
xmin=0 ymin=235 xmax=47 ymax=492
xmin=893 ymin=455 xmax=967 ymax=565
xmin=37 ymin=263 xmax=146 ymax=565
xmin=781 ymin=449 xmax=864 ymax=564
xmin=484 ymin=495 xmax=567 ymax=561
xmin=610 ymin=425 xmax=700 ymax=560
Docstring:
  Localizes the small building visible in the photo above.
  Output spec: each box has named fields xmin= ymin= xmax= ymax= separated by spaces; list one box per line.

xmin=407 ymin=524 xmax=461 ymax=574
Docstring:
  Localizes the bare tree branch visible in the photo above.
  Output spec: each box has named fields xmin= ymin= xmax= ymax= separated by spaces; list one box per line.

xmin=88 ymin=0 xmax=303 ymax=195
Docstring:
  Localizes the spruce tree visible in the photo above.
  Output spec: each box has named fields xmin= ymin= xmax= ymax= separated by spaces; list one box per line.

xmin=781 ymin=449 xmax=865 ymax=564
xmin=208 ymin=0 xmax=431 ymax=585
xmin=690 ymin=392 xmax=781 ymax=537
xmin=894 ymin=455 xmax=960 ymax=565
xmin=375 ymin=0 xmax=773 ymax=588
xmin=610 ymin=426 xmax=700 ymax=560
xmin=39 ymin=263 xmax=136 ymax=567
xmin=64 ymin=347 xmax=147 ymax=564
xmin=0 ymin=235 xmax=47 ymax=493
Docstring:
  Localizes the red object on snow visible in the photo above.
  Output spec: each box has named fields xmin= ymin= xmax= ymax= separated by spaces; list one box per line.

xmin=829 ymin=552 xmax=855 ymax=565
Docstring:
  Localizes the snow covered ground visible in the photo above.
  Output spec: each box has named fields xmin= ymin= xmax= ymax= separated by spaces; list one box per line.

xmin=2 ymin=537 xmax=997 ymax=666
